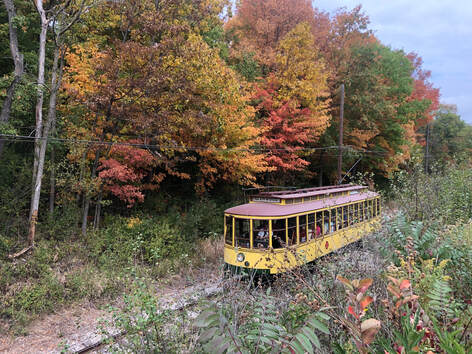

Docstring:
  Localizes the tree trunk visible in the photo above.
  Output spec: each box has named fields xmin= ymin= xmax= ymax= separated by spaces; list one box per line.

xmin=81 ymin=148 xmax=101 ymax=236
xmin=19 ymin=0 xmax=88 ymax=253
xmin=318 ymin=151 xmax=324 ymax=186
xmin=49 ymin=134 xmax=55 ymax=215
xmin=77 ymin=149 xmax=87 ymax=205
xmin=28 ymin=41 xmax=62 ymax=246
xmin=0 ymin=0 xmax=24 ymax=159
xmin=29 ymin=2 xmax=48 ymax=226
xmin=93 ymin=188 xmax=103 ymax=230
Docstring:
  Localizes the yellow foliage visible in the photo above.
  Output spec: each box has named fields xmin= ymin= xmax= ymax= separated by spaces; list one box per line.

xmin=269 ymin=23 xmax=332 ymax=142
xmin=127 ymin=217 xmax=141 ymax=228
xmin=276 ymin=23 xmax=330 ymax=110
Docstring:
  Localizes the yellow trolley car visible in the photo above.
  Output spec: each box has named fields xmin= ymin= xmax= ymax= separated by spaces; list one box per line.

xmin=224 ymin=185 xmax=381 ymax=274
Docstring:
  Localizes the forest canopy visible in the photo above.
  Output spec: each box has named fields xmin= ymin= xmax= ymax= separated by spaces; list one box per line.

xmin=0 ymin=0 xmax=470 ymax=245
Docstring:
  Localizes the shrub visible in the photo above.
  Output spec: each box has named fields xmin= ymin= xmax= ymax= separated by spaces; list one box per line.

xmin=40 ymin=204 xmax=81 ymax=241
xmin=102 ymin=280 xmax=193 ymax=353
xmin=392 ymin=161 xmax=472 ymax=224
xmin=195 ymin=288 xmax=331 ymax=353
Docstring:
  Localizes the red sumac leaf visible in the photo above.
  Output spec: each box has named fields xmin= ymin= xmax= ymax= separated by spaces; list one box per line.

xmin=360 ymin=296 xmax=374 ymax=310
xmin=348 ymin=306 xmax=358 ymax=319
xmin=399 ymin=279 xmax=410 ymax=290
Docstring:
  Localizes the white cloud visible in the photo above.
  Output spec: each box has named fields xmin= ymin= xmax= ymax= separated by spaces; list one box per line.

xmin=314 ymin=0 xmax=472 ymax=122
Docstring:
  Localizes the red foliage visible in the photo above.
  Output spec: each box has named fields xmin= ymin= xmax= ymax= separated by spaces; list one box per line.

xmin=255 ymin=84 xmax=322 ymax=172
xmin=407 ymin=52 xmax=440 ymax=130
xmin=98 ymin=141 xmax=161 ymax=207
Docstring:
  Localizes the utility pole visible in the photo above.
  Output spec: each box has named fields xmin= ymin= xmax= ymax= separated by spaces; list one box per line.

xmin=337 ymin=84 xmax=344 ymax=184
xmin=424 ymin=122 xmax=431 ymax=173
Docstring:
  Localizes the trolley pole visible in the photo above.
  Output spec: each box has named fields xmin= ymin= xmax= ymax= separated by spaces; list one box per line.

xmin=337 ymin=84 xmax=344 ymax=184
xmin=424 ymin=122 xmax=431 ymax=173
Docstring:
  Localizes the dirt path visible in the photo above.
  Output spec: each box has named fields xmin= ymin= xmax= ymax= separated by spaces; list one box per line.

xmin=0 ymin=262 xmax=222 ymax=354
xmin=0 ymin=302 xmax=110 ymax=354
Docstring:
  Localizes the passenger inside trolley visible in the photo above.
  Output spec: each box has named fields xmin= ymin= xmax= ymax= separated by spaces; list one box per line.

xmin=272 ymin=219 xmax=286 ymax=248
xmin=300 ymin=226 xmax=307 ymax=243
xmin=316 ymin=223 xmax=321 ymax=237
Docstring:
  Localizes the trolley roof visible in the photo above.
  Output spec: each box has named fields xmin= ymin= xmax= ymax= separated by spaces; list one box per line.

xmin=258 ymin=185 xmax=366 ymax=200
xmin=225 ymin=190 xmax=378 ymax=217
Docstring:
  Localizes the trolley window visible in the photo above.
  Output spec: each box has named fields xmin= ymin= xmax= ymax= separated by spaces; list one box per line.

xmin=348 ymin=204 xmax=354 ymax=226
xmin=353 ymin=202 xmax=359 ymax=224
xmin=308 ymin=213 xmax=315 ymax=240
xmin=343 ymin=206 xmax=348 ymax=227
xmin=315 ymin=211 xmax=323 ymax=236
xmin=323 ymin=211 xmax=330 ymax=234
xmin=336 ymin=207 xmax=343 ymax=230
xmin=235 ymin=218 xmax=250 ymax=248
xmin=253 ymin=219 xmax=269 ymax=249
xmin=225 ymin=216 xmax=233 ymax=245
xmin=288 ymin=217 xmax=297 ymax=245
xmin=377 ymin=198 xmax=381 ymax=215
xmin=300 ymin=215 xmax=308 ymax=243
xmin=331 ymin=208 xmax=337 ymax=232
xmin=272 ymin=219 xmax=286 ymax=249
xmin=359 ymin=202 xmax=364 ymax=222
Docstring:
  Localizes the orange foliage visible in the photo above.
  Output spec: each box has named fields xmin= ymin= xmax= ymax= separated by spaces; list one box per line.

xmin=227 ymin=0 xmax=316 ymax=67
xmin=407 ymin=53 xmax=440 ymax=146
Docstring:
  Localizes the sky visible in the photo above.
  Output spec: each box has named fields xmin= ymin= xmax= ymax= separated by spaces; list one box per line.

xmin=314 ymin=0 xmax=472 ymax=123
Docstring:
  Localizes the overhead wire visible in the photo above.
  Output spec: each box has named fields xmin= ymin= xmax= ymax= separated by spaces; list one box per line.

xmin=0 ymin=133 xmax=391 ymax=156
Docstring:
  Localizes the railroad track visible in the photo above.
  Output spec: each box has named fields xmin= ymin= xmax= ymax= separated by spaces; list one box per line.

xmin=69 ymin=281 xmax=225 ymax=354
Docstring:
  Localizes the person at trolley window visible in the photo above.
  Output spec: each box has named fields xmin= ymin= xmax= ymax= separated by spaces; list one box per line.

xmin=315 ymin=223 xmax=322 ymax=237
xmin=256 ymin=225 xmax=270 ymax=248
xmin=257 ymin=225 xmax=268 ymax=238
xmin=300 ymin=226 xmax=307 ymax=243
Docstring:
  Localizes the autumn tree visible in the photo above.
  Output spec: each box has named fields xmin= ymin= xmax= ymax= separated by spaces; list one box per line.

xmin=333 ymin=43 xmax=418 ymax=176
xmin=406 ymin=52 xmax=440 ymax=148
xmin=254 ymin=23 xmax=330 ymax=180
xmin=306 ymin=7 xmax=375 ymax=182
xmin=61 ymin=0 xmax=267 ymax=229
xmin=227 ymin=0 xmax=316 ymax=72
xmin=312 ymin=5 xmax=374 ymax=83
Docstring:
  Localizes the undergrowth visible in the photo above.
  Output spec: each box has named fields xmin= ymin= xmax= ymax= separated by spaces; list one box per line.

xmin=0 ymin=198 xmax=227 ymax=334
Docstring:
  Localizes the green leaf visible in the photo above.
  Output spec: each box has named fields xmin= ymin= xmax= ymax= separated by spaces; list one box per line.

xmin=308 ymin=317 xmax=329 ymax=334
xmin=263 ymin=323 xmax=285 ymax=333
xmin=209 ymin=336 xmax=224 ymax=351
xmin=289 ymin=338 xmax=305 ymax=354
xmin=316 ymin=311 xmax=330 ymax=321
xmin=245 ymin=334 xmax=260 ymax=341
xmin=195 ymin=309 xmax=218 ymax=327
xmin=261 ymin=329 xmax=279 ymax=340
xmin=295 ymin=333 xmax=313 ymax=353
xmin=215 ymin=338 xmax=230 ymax=354
xmin=198 ymin=327 xmax=218 ymax=343
xmin=259 ymin=336 xmax=274 ymax=346
xmin=301 ymin=326 xmax=320 ymax=349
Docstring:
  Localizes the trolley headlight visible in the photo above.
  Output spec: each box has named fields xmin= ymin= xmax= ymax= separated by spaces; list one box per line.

xmin=236 ymin=253 xmax=245 ymax=262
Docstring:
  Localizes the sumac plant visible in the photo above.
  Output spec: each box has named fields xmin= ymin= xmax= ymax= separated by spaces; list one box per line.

xmin=195 ymin=290 xmax=330 ymax=353
xmin=336 ymin=276 xmax=381 ymax=353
